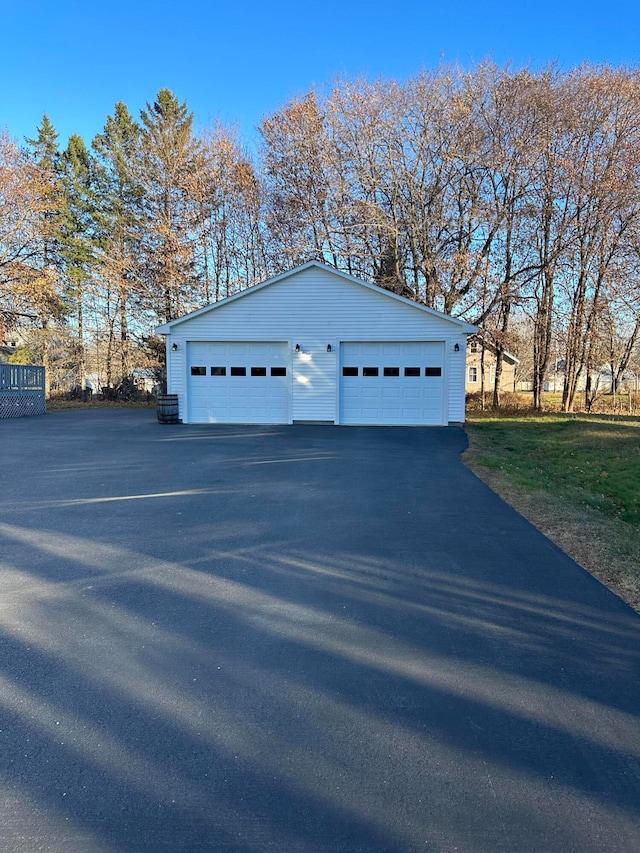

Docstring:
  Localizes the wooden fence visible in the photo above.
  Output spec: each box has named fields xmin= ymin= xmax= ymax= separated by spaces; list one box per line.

xmin=0 ymin=364 xmax=46 ymax=418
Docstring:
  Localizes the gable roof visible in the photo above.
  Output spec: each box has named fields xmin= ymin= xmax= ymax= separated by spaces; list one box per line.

xmin=155 ymin=261 xmax=477 ymax=334
xmin=468 ymin=333 xmax=520 ymax=364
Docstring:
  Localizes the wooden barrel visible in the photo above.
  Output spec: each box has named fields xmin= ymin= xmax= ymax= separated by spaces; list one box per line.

xmin=157 ymin=394 xmax=180 ymax=424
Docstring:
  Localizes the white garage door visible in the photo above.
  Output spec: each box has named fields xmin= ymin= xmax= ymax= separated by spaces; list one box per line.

xmin=340 ymin=342 xmax=445 ymax=425
xmin=187 ymin=342 xmax=289 ymax=424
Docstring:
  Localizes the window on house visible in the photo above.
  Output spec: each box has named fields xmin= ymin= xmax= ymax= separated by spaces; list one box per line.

xmin=190 ymin=366 xmax=206 ymax=376
xmin=470 ymin=341 xmax=479 ymax=353
xmin=468 ymin=366 xmax=478 ymax=383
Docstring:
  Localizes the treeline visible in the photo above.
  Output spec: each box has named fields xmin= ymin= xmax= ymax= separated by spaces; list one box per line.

xmin=1 ymin=63 xmax=640 ymax=408
xmin=0 ymin=91 xmax=266 ymax=395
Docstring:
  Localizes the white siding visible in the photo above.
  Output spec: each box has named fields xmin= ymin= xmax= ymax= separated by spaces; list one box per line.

xmin=165 ymin=266 xmax=470 ymax=424
xmin=448 ymin=338 xmax=467 ymax=422
xmin=292 ymin=343 xmax=336 ymax=422
xmin=168 ymin=340 xmax=186 ymax=415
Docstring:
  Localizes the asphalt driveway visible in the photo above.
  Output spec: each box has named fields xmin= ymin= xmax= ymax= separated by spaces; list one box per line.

xmin=1 ymin=410 xmax=639 ymax=852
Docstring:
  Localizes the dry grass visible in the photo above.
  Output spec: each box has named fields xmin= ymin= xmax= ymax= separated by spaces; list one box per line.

xmin=46 ymin=398 xmax=156 ymax=412
xmin=467 ymin=390 xmax=640 ymax=417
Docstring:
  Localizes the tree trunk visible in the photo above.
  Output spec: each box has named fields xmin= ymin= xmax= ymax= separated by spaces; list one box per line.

xmin=480 ymin=343 xmax=486 ymax=411
xmin=78 ymin=289 xmax=86 ymax=397
xmin=41 ymin=320 xmax=51 ymax=398
xmin=119 ymin=282 xmax=128 ymax=384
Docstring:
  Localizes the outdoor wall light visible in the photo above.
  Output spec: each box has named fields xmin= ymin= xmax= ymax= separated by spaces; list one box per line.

xmin=454 ymin=342 xmax=460 ymax=352
xmin=326 ymin=343 xmax=332 ymax=352
xmin=295 ymin=343 xmax=301 ymax=352
xmin=171 ymin=342 xmax=178 ymax=352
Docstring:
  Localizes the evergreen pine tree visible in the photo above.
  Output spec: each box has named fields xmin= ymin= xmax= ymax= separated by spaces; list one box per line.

xmin=26 ymin=114 xmax=59 ymax=172
xmin=25 ymin=115 xmax=69 ymax=392
xmin=93 ymin=102 xmax=143 ymax=389
xmin=61 ymin=133 xmax=99 ymax=394
xmin=136 ymin=89 xmax=200 ymax=322
xmin=25 ymin=113 xmax=65 ymax=274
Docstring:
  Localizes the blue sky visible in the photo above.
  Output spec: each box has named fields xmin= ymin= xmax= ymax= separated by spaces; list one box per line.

xmin=2 ymin=0 xmax=639 ymax=150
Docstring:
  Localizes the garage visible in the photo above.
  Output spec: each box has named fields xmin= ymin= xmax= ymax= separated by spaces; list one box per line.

xmin=340 ymin=342 xmax=445 ymax=425
xmin=156 ymin=261 xmax=476 ymax=426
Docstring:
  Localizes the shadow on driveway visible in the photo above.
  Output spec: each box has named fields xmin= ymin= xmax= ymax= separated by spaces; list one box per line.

xmin=0 ymin=410 xmax=638 ymax=852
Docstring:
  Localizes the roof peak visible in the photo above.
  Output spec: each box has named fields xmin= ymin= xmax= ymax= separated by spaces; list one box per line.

xmin=155 ymin=261 xmax=477 ymax=334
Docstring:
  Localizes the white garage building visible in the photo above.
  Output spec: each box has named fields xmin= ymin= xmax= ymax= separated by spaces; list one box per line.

xmin=155 ymin=262 xmax=476 ymax=426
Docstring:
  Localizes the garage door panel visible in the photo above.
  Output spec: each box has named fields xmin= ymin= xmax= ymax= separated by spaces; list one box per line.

xmin=402 ymin=387 xmax=421 ymax=399
xmin=361 ymin=387 xmax=381 ymax=399
xmin=341 ymin=342 xmax=445 ymax=425
xmin=207 ymin=387 xmax=230 ymax=399
xmin=248 ymin=386 xmax=271 ymax=399
xmin=229 ymin=406 xmax=250 ymax=419
xmin=382 ymin=344 xmax=402 ymax=356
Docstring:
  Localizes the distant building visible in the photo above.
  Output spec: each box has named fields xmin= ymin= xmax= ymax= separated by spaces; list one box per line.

xmin=466 ymin=336 xmax=519 ymax=393
xmin=0 ymin=324 xmax=26 ymax=363
xmin=517 ymin=359 xmax=639 ymax=394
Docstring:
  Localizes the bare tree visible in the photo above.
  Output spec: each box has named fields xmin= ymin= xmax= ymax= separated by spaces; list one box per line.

xmin=190 ymin=125 xmax=268 ymax=302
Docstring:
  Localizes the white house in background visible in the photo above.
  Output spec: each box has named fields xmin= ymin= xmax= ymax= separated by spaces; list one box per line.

xmin=538 ymin=361 xmax=639 ymax=394
xmin=155 ymin=261 xmax=477 ymax=426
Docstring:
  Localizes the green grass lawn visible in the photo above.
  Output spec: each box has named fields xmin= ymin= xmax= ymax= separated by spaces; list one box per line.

xmin=466 ymin=414 xmax=640 ymax=525
xmin=465 ymin=413 xmax=640 ymax=610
